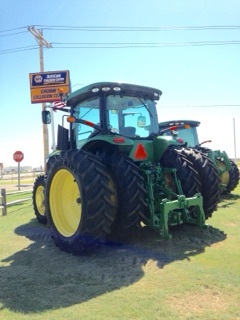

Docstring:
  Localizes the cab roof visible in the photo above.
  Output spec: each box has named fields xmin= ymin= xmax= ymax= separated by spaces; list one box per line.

xmin=67 ymin=82 xmax=162 ymax=107
xmin=159 ymin=120 xmax=200 ymax=128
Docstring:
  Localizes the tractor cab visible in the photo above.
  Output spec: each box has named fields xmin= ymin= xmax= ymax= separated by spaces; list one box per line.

xmin=159 ymin=120 xmax=200 ymax=148
xmin=67 ymin=82 xmax=161 ymax=144
xmin=43 ymin=82 xmax=162 ymax=153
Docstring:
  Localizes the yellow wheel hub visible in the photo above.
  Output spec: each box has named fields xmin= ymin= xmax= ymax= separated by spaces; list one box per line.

xmin=36 ymin=185 xmax=45 ymax=216
xmin=50 ymin=169 xmax=81 ymax=237
xmin=216 ymin=160 xmax=230 ymax=185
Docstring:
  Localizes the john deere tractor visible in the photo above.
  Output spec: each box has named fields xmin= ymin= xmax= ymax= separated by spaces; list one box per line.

xmin=33 ymin=82 xmax=210 ymax=254
xmin=159 ymin=120 xmax=239 ymax=194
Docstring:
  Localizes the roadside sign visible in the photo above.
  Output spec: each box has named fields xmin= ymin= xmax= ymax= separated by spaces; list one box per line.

xmin=29 ymin=70 xmax=70 ymax=104
xmin=13 ymin=151 xmax=24 ymax=163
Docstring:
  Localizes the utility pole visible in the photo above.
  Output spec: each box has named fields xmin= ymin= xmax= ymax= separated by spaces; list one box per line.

xmin=28 ymin=26 xmax=52 ymax=171
xmin=233 ymin=118 xmax=237 ymax=162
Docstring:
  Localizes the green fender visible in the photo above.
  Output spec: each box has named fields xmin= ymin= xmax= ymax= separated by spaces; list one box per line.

xmin=49 ymin=135 xmax=185 ymax=163
xmin=152 ymin=136 xmax=185 ymax=161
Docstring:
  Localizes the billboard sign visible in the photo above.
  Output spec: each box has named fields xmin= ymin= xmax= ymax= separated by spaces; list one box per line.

xmin=29 ymin=70 xmax=70 ymax=104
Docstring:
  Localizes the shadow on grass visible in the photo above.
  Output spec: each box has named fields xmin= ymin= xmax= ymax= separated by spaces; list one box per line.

xmin=0 ymin=219 xmax=226 ymax=314
xmin=218 ymin=192 xmax=240 ymax=208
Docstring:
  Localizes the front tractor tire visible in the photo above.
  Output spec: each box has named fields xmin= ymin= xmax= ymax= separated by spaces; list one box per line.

xmin=160 ymin=148 xmax=202 ymax=220
xmin=178 ymin=148 xmax=221 ymax=218
xmin=45 ymin=150 xmax=117 ymax=254
xmin=160 ymin=148 xmax=201 ymax=199
xmin=32 ymin=175 xmax=47 ymax=224
xmin=226 ymin=160 xmax=240 ymax=193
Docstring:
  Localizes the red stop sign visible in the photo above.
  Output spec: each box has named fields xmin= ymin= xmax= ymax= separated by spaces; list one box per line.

xmin=13 ymin=151 xmax=24 ymax=162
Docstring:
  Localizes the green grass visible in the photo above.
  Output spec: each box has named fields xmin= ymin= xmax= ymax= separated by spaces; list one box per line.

xmin=0 ymin=185 xmax=240 ymax=320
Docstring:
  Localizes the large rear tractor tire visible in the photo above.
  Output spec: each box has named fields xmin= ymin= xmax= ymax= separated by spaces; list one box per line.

xmin=32 ymin=175 xmax=47 ymax=224
xmin=178 ymin=148 xmax=221 ymax=218
xmin=45 ymin=150 xmax=118 ymax=254
xmin=160 ymin=147 xmax=202 ymax=219
xmin=226 ymin=160 xmax=240 ymax=193
xmin=96 ymin=151 xmax=147 ymax=241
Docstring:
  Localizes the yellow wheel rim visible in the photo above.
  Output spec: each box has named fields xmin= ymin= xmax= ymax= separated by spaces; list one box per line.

xmin=216 ymin=160 xmax=230 ymax=185
xmin=36 ymin=185 xmax=45 ymax=216
xmin=50 ymin=169 xmax=81 ymax=237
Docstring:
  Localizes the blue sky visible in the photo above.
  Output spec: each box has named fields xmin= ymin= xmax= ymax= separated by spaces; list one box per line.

xmin=0 ymin=0 xmax=239 ymax=167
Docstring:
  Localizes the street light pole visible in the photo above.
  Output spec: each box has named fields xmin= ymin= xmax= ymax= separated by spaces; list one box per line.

xmin=28 ymin=26 xmax=52 ymax=171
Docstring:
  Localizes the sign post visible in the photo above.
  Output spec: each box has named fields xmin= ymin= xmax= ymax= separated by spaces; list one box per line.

xmin=0 ymin=163 xmax=3 ymax=179
xmin=13 ymin=151 xmax=24 ymax=191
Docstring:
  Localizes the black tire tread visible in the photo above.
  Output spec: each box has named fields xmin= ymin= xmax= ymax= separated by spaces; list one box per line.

xmin=32 ymin=174 xmax=47 ymax=224
xmin=159 ymin=147 xmax=202 ymax=220
xmin=226 ymin=160 xmax=240 ymax=193
xmin=45 ymin=150 xmax=117 ymax=254
xmin=178 ymin=148 xmax=221 ymax=218
xmin=97 ymin=151 xmax=147 ymax=240
xmin=160 ymin=148 xmax=202 ymax=197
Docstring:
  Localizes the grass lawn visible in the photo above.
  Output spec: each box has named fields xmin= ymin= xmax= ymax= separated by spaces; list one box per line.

xmin=0 ymin=185 xmax=240 ymax=320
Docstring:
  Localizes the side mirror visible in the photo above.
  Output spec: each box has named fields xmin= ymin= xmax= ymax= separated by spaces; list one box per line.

xmin=42 ymin=110 xmax=51 ymax=124
xmin=137 ymin=116 xmax=146 ymax=128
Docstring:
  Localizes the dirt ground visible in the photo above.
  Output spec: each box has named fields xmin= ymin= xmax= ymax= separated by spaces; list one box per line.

xmin=0 ymin=182 xmax=33 ymax=192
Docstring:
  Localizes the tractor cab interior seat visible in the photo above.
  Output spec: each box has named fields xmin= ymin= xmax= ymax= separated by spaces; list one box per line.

xmin=120 ymin=126 xmax=136 ymax=138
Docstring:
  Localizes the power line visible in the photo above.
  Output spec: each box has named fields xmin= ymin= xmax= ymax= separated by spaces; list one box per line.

xmin=0 ymin=25 xmax=239 ymax=54
xmin=1 ymin=25 xmax=240 ymax=35
xmin=0 ymin=31 xmax=28 ymax=37
xmin=29 ymin=25 xmax=240 ymax=31
xmin=160 ymin=104 xmax=240 ymax=108
xmin=0 ymin=45 xmax=38 ymax=51
xmin=1 ymin=40 xmax=240 ymax=54
xmin=52 ymin=40 xmax=240 ymax=48
xmin=0 ymin=46 xmax=39 ymax=54
xmin=52 ymin=41 xmax=240 ymax=45
xmin=0 ymin=26 xmax=28 ymax=33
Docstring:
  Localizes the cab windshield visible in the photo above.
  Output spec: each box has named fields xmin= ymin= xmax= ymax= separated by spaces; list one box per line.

xmin=106 ymin=95 xmax=159 ymax=138
xmin=73 ymin=93 xmax=159 ymax=146
xmin=161 ymin=126 xmax=199 ymax=147
xmin=177 ymin=126 xmax=199 ymax=147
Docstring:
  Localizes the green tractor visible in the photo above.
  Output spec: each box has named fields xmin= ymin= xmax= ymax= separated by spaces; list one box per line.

xmin=158 ymin=120 xmax=239 ymax=194
xmin=33 ymin=82 xmax=212 ymax=254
